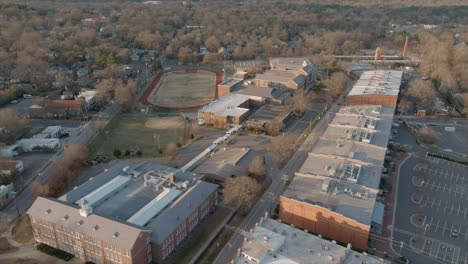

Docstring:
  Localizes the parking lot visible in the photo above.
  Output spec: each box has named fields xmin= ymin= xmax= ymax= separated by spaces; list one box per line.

xmin=392 ymin=123 xmax=468 ymax=264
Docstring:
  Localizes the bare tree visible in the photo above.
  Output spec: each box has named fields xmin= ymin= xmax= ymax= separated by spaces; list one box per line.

xmin=248 ymin=155 xmax=265 ymax=179
xmin=398 ymin=98 xmax=414 ymax=115
xmin=290 ymin=89 xmax=313 ymax=115
xmin=165 ymin=142 xmax=177 ymax=159
xmin=204 ymin=36 xmax=220 ymax=52
xmin=32 ymin=144 xmax=87 ymax=197
xmin=223 ymin=176 xmax=262 ymax=215
xmin=407 ymin=80 xmax=437 ymax=108
xmin=0 ymin=109 xmax=29 ymax=142
xmin=265 ymin=120 xmax=284 ymax=136
xmin=114 ymin=81 xmax=134 ymax=111
xmin=324 ymin=72 xmax=348 ymax=99
xmin=417 ymin=127 xmax=439 ymax=144
xmin=267 ymin=135 xmax=296 ymax=164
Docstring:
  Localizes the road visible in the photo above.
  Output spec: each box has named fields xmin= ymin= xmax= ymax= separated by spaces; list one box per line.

xmin=213 ymin=80 xmax=355 ymax=264
xmin=0 ymin=68 xmax=153 ymax=225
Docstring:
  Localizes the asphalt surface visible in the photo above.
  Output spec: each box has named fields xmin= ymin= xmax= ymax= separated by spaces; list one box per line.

xmin=213 ymin=80 xmax=355 ymax=264
xmin=390 ymin=123 xmax=468 ymax=264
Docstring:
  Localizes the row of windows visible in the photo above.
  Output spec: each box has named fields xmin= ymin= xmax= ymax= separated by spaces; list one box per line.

xmin=175 ymin=222 xmax=186 ymax=235
xmin=103 ymin=242 xmax=119 ymax=252
xmin=105 ymin=250 xmax=122 ymax=263
xmin=57 ymin=242 xmax=73 ymax=254
xmin=40 ymin=228 xmax=54 ymax=237
xmin=85 ymin=244 xmax=102 ymax=256
xmin=42 ymin=237 xmax=57 ymax=248
xmin=162 ymin=243 xmax=174 ymax=259
xmin=56 ymin=233 xmax=72 ymax=244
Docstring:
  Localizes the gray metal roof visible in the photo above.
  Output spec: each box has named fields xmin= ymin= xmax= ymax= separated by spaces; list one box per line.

xmin=28 ymin=197 xmax=146 ymax=249
xmin=147 ymin=181 xmax=218 ymax=244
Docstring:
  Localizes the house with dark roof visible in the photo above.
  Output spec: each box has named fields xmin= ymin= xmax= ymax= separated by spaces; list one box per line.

xmin=44 ymin=100 xmax=85 ymax=119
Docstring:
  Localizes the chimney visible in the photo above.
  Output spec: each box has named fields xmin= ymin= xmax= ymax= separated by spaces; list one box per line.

xmin=403 ymin=36 xmax=410 ymax=57
xmin=169 ymin=173 xmax=176 ymax=183
xmin=374 ymin=47 xmax=382 ymax=61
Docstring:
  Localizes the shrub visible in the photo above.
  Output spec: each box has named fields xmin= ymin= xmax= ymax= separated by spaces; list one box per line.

xmin=124 ymin=149 xmax=131 ymax=156
xmin=176 ymin=142 xmax=182 ymax=148
xmin=136 ymin=150 xmax=142 ymax=156
xmin=36 ymin=243 xmax=74 ymax=261
xmin=113 ymin=149 xmax=121 ymax=158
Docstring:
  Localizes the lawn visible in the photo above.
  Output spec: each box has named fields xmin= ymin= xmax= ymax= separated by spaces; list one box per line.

xmin=88 ymin=115 xmax=186 ymax=158
xmin=150 ymin=71 xmax=215 ymax=107
xmin=168 ymin=207 xmax=233 ymax=264
xmin=12 ymin=215 xmax=33 ymax=244
xmin=0 ymin=237 xmax=18 ymax=254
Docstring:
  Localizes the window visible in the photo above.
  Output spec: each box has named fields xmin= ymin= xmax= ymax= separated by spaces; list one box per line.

xmin=125 ymin=249 xmax=130 ymax=256
xmin=75 ymin=232 xmax=80 ymax=239
xmin=147 ymin=244 xmax=151 ymax=253
xmin=148 ymin=254 xmax=152 ymax=263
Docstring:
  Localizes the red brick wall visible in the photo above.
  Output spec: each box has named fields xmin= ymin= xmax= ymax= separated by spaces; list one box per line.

xmin=346 ymin=95 xmax=398 ymax=108
xmin=217 ymin=85 xmax=232 ymax=98
xmin=279 ymin=197 xmax=370 ymax=250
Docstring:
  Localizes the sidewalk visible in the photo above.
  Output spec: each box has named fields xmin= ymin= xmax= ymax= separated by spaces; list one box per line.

xmin=373 ymin=152 xmax=410 ymax=258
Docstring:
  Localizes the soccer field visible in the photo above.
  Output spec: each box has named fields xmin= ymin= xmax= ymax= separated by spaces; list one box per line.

xmin=148 ymin=70 xmax=216 ymax=107
xmin=88 ymin=115 xmax=185 ymax=158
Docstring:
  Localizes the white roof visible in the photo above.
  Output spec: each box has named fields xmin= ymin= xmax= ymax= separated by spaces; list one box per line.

xmin=17 ymin=138 xmax=60 ymax=146
xmin=75 ymin=175 xmax=131 ymax=207
xmin=348 ymin=70 xmax=403 ymax=96
xmin=127 ymin=188 xmax=181 ymax=226
xmin=199 ymin=93 xmax=251 ymax=117
xmin=236 ymin=218 xmax=384 ymax=264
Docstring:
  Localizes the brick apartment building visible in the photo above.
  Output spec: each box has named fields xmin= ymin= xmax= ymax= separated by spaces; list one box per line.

xmin=254 ymin=57 xmax=318 ymax=90
xmin=28 ymin=100 xmax=85 ymax=119
xmin=28 ymin=161 xmax=218 ymax=264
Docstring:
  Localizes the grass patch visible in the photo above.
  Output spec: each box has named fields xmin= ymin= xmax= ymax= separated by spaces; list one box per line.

xmin=151 ymin=71 xmax=215 ymax=107
xmin=196 ymin=228 xmax=234 ymax=264
xmin=0 ymin=237 xmax=18 ymax=253
xmin=12 ymin=215 xmax=33 ymax=244
xmin=169 ymin=207 xmax=232 ymax=264
xmin=36 ymin=243 xmax=74 ymax=261
xmin=88 ymin=115 xmax=186 ymax=158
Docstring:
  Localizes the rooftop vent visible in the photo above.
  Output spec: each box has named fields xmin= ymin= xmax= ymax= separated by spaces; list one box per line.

xmin=44 ymin=209 xmax=51 ymax=215
xmin=113 ymin=232 xmax=119 ymax=238
xmin=76 ymin=220 xmax=84 ymax=226
xmin=62 ymin=215 xmax=69 ymax=221
xmin=92 ymin=225 xmax=99 ymax=231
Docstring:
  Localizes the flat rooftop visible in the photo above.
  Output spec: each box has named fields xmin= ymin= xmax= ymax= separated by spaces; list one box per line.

xmin=313 ymin=139 xmax=386 ymax=167
xmin=270 ymin=57 xmax=310 ymax=71
xmin=235 ymin=218 xmax=384 ymax=264
xmin=255 ymin=73 xmax=294 ymax=83
xmin=247 ymin=104 xmax=292 ymax=124
xmin=298 ymin=153 xmax=382 ymax=190
xmin=348 ymin=70 xmax=403 ymax=96
xmin=199 ymin=93 xmax=252 ymax=117
xmin=283 ymin=104 xmax=395 ymax=226
xmin=194 ymin=148 xmax=251 ymax=178
xmin=283 ymin=175 xmax=378 ymax=226
xmin=219 ymin=78 xmax=243 ymax=87
xmin=233 ymin=85 xmax=289 ymax=101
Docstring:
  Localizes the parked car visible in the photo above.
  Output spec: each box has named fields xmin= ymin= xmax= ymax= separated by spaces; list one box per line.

xmin=451 ymin=229 xmax=459 ymax=238
xmin=10 ymin=100 xmax=18 ymax=104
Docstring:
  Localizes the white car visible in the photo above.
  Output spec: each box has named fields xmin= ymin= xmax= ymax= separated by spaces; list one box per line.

xmin=10 ymin=100 xmax=18 ymax=104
